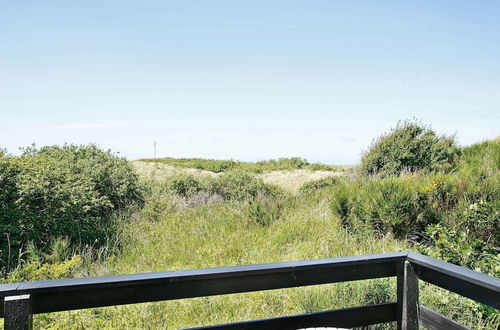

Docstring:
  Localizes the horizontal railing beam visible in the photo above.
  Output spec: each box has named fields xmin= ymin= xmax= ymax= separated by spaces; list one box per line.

xmin=190 ymin=303 xmax=398 ymax=330
xmin=419 ymin=305 xmax=470 ymax=330
xmin=1 ymin=251 xmax=498 ymax=329
xmin=407 ymin=253 xmax=500 ymax=309
xmin=0 ymin=252 xmax=405 ymax=316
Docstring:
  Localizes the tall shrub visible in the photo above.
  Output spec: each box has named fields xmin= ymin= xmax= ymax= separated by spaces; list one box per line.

xmin=0 ymin=145 xmax=144 ymax=270
xmin=360 ymin=120 xmax=460 ymax=177
xmin=209 ymin=170 xmax=280 ymax=201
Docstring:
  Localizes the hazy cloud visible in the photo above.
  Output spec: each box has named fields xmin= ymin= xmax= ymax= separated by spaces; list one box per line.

xmin=54 ymin=122 xmax=127 ymax=130
xmin=339 ymin=136 xmax=358 ymax=143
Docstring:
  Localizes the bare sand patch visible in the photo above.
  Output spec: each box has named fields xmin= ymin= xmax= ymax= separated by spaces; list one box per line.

xmin=258 ymin=169 xmax=343 ymax=192
xmin=132 ymin=161 xmax=345 ymax=192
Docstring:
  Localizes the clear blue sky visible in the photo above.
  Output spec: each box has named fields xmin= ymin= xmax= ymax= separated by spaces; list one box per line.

xmin=1 ymin=1 xmax=499 ymax=164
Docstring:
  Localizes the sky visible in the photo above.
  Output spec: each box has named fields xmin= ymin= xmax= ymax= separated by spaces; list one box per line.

xmin=1 ymin=1 xmax=499 ymax=164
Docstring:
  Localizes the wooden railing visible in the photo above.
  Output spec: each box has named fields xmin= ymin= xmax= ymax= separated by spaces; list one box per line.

xmin=1 ymin=252 xmax=499 ymax=329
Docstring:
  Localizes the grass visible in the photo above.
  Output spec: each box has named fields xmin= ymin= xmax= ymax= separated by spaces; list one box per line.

xmin=30 ymin=187 xmax=406 ymax=329
xmin=137 ymin=157 xmax=348 ymax=174
xmin=133 ymin=160 xmax=345 ymax=193
xmin=132 ymin=161 xmax=218 ymax=181
xmin=27 ymin=180 xmax=497 ymax=328
xmin=3 ymin=141 xmax=499 ymax=329
xmin=259 ymin=169 xmax=343 ymax=192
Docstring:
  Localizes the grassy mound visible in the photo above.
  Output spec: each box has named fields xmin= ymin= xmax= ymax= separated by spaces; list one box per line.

xmin=138 ymin=157 xmax=342 ymax=173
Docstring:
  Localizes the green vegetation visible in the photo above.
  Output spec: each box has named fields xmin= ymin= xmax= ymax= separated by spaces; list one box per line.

xmin=330 ymin=138 xmax=499 ymax=279
xmin=299 ymin=176 xmax=340 ymax=194
xmin=140 ymin=157 xmax=238 ymax=173
xmin=0 ymin=145 xmax=144 ymax=273
xmin=1 ymin=123 xmax=498 ymax=329
xmin=14 ymin=186 xmax=407 ymax=329
xmin=209 ymin=170 xmax=284 ymax=201
xmin=139 ymin=156 xmax=341 ymax=173
xmin=360 ymin=120 xmax=460 ymax=177
xmin=144 ymin=170 xmax=284 ymax=205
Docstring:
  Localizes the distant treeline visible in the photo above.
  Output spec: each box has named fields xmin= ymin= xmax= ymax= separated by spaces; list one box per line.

xmin=138 ymin=157 xmax=345 ymax=173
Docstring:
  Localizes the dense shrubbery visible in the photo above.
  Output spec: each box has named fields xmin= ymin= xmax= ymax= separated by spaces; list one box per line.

xmin=330 ymin=176 xmax=450 ymax=239
xmin=209 ymin=170 xmax=282 ymax=201
xmin=253 ymin=157 xmax=339 ymax=172
xmin=140 ymin=157 xmax=339 ymax=173
xmin=323 ymin=135 xmax=499 ymax=326
xmin=1 ymin=132 xmax=497 ymax=328
xmin=329 ymin=138 xmax=499 ymax=276
xmin=140 ymin=171 xmax=286 ymax=224
xmin=164 ymin=173 xmax=205 ymax=198
xmin=0 ymin=145 xmax=144 ymax=271
xmin=254 ymin=157 xmax=309 ymax=171
xmin=247 ymin=194 xmax=287 ymax=227
xmin=139 ymin=157 xmax=238 ymax=173
xmin=141 ymin=157 xmax=238 ymax=173
xmin=150 ymin=170 xmax=284 ymax=203
xmin=5 ymin=239 xmax=83 ymax=283
xmin=359 ymin=121 xmax=460 ymax=177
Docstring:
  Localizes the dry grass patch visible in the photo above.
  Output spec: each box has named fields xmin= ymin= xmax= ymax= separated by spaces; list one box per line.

xmin=132 ymin=161 xmax=218 ymax=181
xmin=258 ymin=170 xmax=343 ymax=192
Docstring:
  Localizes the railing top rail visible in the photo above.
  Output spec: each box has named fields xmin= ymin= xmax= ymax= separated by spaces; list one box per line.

xmin=408 ymin=252 xmax=500 ymax=293
xmin=0 ymin=283 xmax=18 ymax=298
xmin=0 ymin=252 xmax=407 ymax=298
xmin=408 ymin=252 xmax=500 ymax=309
xmin=1 ymin=251 xmax=499 ymax=318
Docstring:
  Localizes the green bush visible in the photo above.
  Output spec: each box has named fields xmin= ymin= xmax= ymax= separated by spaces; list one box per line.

xmin=139 ymin=157 xmax=238 ymax=173
xmin=209 ymin=170 xmax=281 ymax=201
xmin=139 ymin=157 xmax=340 ymax=173
xmin=4 ymin=239 xmax=83 ymax=282
xmin=254 ymin=157 xmax=309 ymax=171
xmin=457 ymin=138 xmax=500 ymax=177
xmin=360 ymin=120 xmax=460 ymax=177
xmin=330 ymin=138 xmax=499 ymax=278
xmin=458 ymin=199 xmax=499 ymax=247
xmin=420 ymin=224 xmax=499 ymax=276
xmin=138 ymin=189 xmax=180 ymax=222
xmin=141 ymin=175 xmax=226 ymax=215
xmin=146 ymin=172 xmax=282 ymax=210
xmin=247 ymin=194 xmax=286 ymax=226
xmin=329 ymin=182 xmax=354 ymax=230
xmin=0 ymin=150 xmax=22 ymax=260
xmin=0 ymin=144 xmax=144 ymax=271
xmin=299 ymin=176 xmax=339 ymax=194
xmin=330 ymin=174 xmax=467 ymax=239
xmin=249 ymin=157 xmax=339 ymax=173
xmin=164 ymin=174 xmax=204 ymax=198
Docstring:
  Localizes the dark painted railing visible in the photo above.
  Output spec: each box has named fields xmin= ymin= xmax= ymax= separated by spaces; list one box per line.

xmin=1 ymin=252 xmax=499 ymax=329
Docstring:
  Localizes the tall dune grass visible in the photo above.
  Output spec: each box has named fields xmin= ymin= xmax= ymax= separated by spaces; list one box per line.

xmin=24 ymin=187 xmax=406 ymax=329
xmin=2 ymin=139 xmax=498 ymax=329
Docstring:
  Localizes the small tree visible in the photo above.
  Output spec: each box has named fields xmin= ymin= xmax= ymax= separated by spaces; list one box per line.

xmin=360 ymin=120 xmax=460 ymax=177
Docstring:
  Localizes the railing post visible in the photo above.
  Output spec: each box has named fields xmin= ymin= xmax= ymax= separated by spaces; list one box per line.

xmin=4 ymin=294 xmax=33 ymax=330
xmin=397 ymin=260 xmax=419 ymax=330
